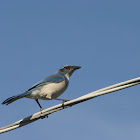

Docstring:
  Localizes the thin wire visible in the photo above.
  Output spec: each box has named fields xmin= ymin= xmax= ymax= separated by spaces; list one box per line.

xmin=0 ymin=77 xmax=140 ymax=134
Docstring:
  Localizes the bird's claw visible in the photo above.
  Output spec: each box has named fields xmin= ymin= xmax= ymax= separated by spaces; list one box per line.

xmin=40 ymin=108 xmax=48 ymax=119
xmin=40 ymin=115 xmax=48 ymax=119
xmin=62 ymin=100 xmax=70 ymax=109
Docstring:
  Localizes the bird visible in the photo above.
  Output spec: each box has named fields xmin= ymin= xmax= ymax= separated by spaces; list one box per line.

xmin=2 ymin=65 xmax=81 ymax=112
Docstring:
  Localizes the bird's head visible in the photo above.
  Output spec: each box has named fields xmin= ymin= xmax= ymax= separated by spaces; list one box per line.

xmin=58 ymin=65 xmax=81 ymax=79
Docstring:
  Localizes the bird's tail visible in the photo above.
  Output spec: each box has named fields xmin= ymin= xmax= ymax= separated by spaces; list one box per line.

xmin=2 ymin=92 xmax=29 ymax=105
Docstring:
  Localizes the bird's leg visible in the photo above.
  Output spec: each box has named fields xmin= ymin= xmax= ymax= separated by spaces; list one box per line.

xmin=35 ymin=99 xmax=48 ymax=119
xmin=35 ymin=99 xmax=43 ymax=111
xmin=55 ymin=99 xmax=70 ymax=102
xmin=55 ymin=99 xmax=71 ymax=109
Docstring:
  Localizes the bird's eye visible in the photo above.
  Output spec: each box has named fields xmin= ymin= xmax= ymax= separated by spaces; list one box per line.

xmin=65 ymin=66 xmax=69 ymax=70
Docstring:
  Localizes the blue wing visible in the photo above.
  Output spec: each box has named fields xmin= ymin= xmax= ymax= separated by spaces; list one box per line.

xmin=2 ymin=74 xmax=65 ymax=105
xmin=27 ymin=74 xmax=64 ymax=92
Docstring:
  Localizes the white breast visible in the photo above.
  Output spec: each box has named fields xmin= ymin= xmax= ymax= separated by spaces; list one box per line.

xmin=26 ymin=80 xmax=68 ymax=100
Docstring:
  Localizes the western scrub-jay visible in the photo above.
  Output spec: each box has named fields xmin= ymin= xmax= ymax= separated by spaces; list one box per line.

xmin=2 ymin=65 xmax=81 ymax=111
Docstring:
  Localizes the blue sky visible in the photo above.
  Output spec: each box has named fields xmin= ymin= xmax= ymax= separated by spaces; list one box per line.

xmin=0 ymin=0 xmax=140 ymax=139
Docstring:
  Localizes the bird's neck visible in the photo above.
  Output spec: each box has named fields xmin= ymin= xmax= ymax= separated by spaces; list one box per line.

xmin=57 ymin=72 xmax=70 ymax=80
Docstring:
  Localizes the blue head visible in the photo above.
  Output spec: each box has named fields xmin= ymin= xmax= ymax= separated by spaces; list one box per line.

xmin=58 ymin=65 xmax=81 ymax=78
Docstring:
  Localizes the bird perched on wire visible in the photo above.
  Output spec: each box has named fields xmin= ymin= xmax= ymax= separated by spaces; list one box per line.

xmin=2 ymin=65 xmax=81 ymax=111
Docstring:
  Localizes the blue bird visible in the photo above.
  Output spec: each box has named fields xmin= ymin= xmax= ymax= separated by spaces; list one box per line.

xmin=2 ymin=65 xmax=81 ymax=111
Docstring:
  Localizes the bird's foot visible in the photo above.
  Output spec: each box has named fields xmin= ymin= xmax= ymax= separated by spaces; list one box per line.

xmin=40 ymin=108 xmax=48 ymax=119
xmin=40 ymin=115 xmax=48 ymax=119
xmin=40 ymin=107 xmax=43 ymax=112
xmin=62 ymin=100 xmax=71 ymax=109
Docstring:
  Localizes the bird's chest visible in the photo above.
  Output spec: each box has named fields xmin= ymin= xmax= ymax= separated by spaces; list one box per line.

xmin=40 ymin=79 xmax=68 ymax=99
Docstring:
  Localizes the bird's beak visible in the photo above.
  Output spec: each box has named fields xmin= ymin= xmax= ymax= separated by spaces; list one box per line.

xmin=74 ymin=66 xmax=82 ymax=70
